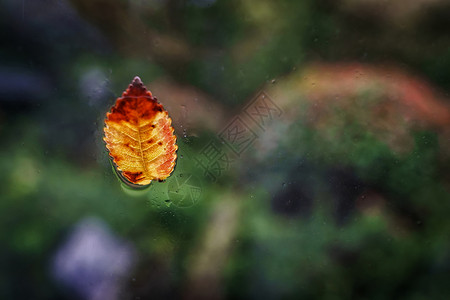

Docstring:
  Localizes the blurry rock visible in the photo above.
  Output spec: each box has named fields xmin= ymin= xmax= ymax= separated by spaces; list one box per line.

xmin=51 ymin=217 xmax=135 ymax=300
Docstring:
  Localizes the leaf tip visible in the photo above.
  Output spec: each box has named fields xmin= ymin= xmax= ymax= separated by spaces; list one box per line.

xmin=123 ymin=76 xmax=152 ymax=97
xmin=132 ymin=76 xmax=143 ymax=86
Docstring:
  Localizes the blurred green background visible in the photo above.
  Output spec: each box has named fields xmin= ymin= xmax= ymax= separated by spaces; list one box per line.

xmin=1 ymin=0 xmax=450 ymax=299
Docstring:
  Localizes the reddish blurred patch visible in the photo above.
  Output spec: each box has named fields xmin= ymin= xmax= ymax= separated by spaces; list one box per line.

xmin=300 ymin=63 xmax=450 ymax=127
xmin=269 ymin=62 xmax=450 ymax=154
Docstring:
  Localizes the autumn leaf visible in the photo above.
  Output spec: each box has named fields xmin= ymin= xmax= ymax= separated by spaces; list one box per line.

xmin=103 ymin=76 xmax=177 ymax=187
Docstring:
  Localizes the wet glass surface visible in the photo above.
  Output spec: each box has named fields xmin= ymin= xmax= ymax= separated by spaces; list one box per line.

xmin=1 ymin=0 xmax=450 ymax=299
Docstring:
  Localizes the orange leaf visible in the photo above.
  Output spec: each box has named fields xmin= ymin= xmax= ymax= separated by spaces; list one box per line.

xmin=103 ymin=76 xmax=178 ymax=186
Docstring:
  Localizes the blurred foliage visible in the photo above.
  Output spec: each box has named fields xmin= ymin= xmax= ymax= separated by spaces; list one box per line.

xmin=0 ymin=0 xmax=450 ymax=299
